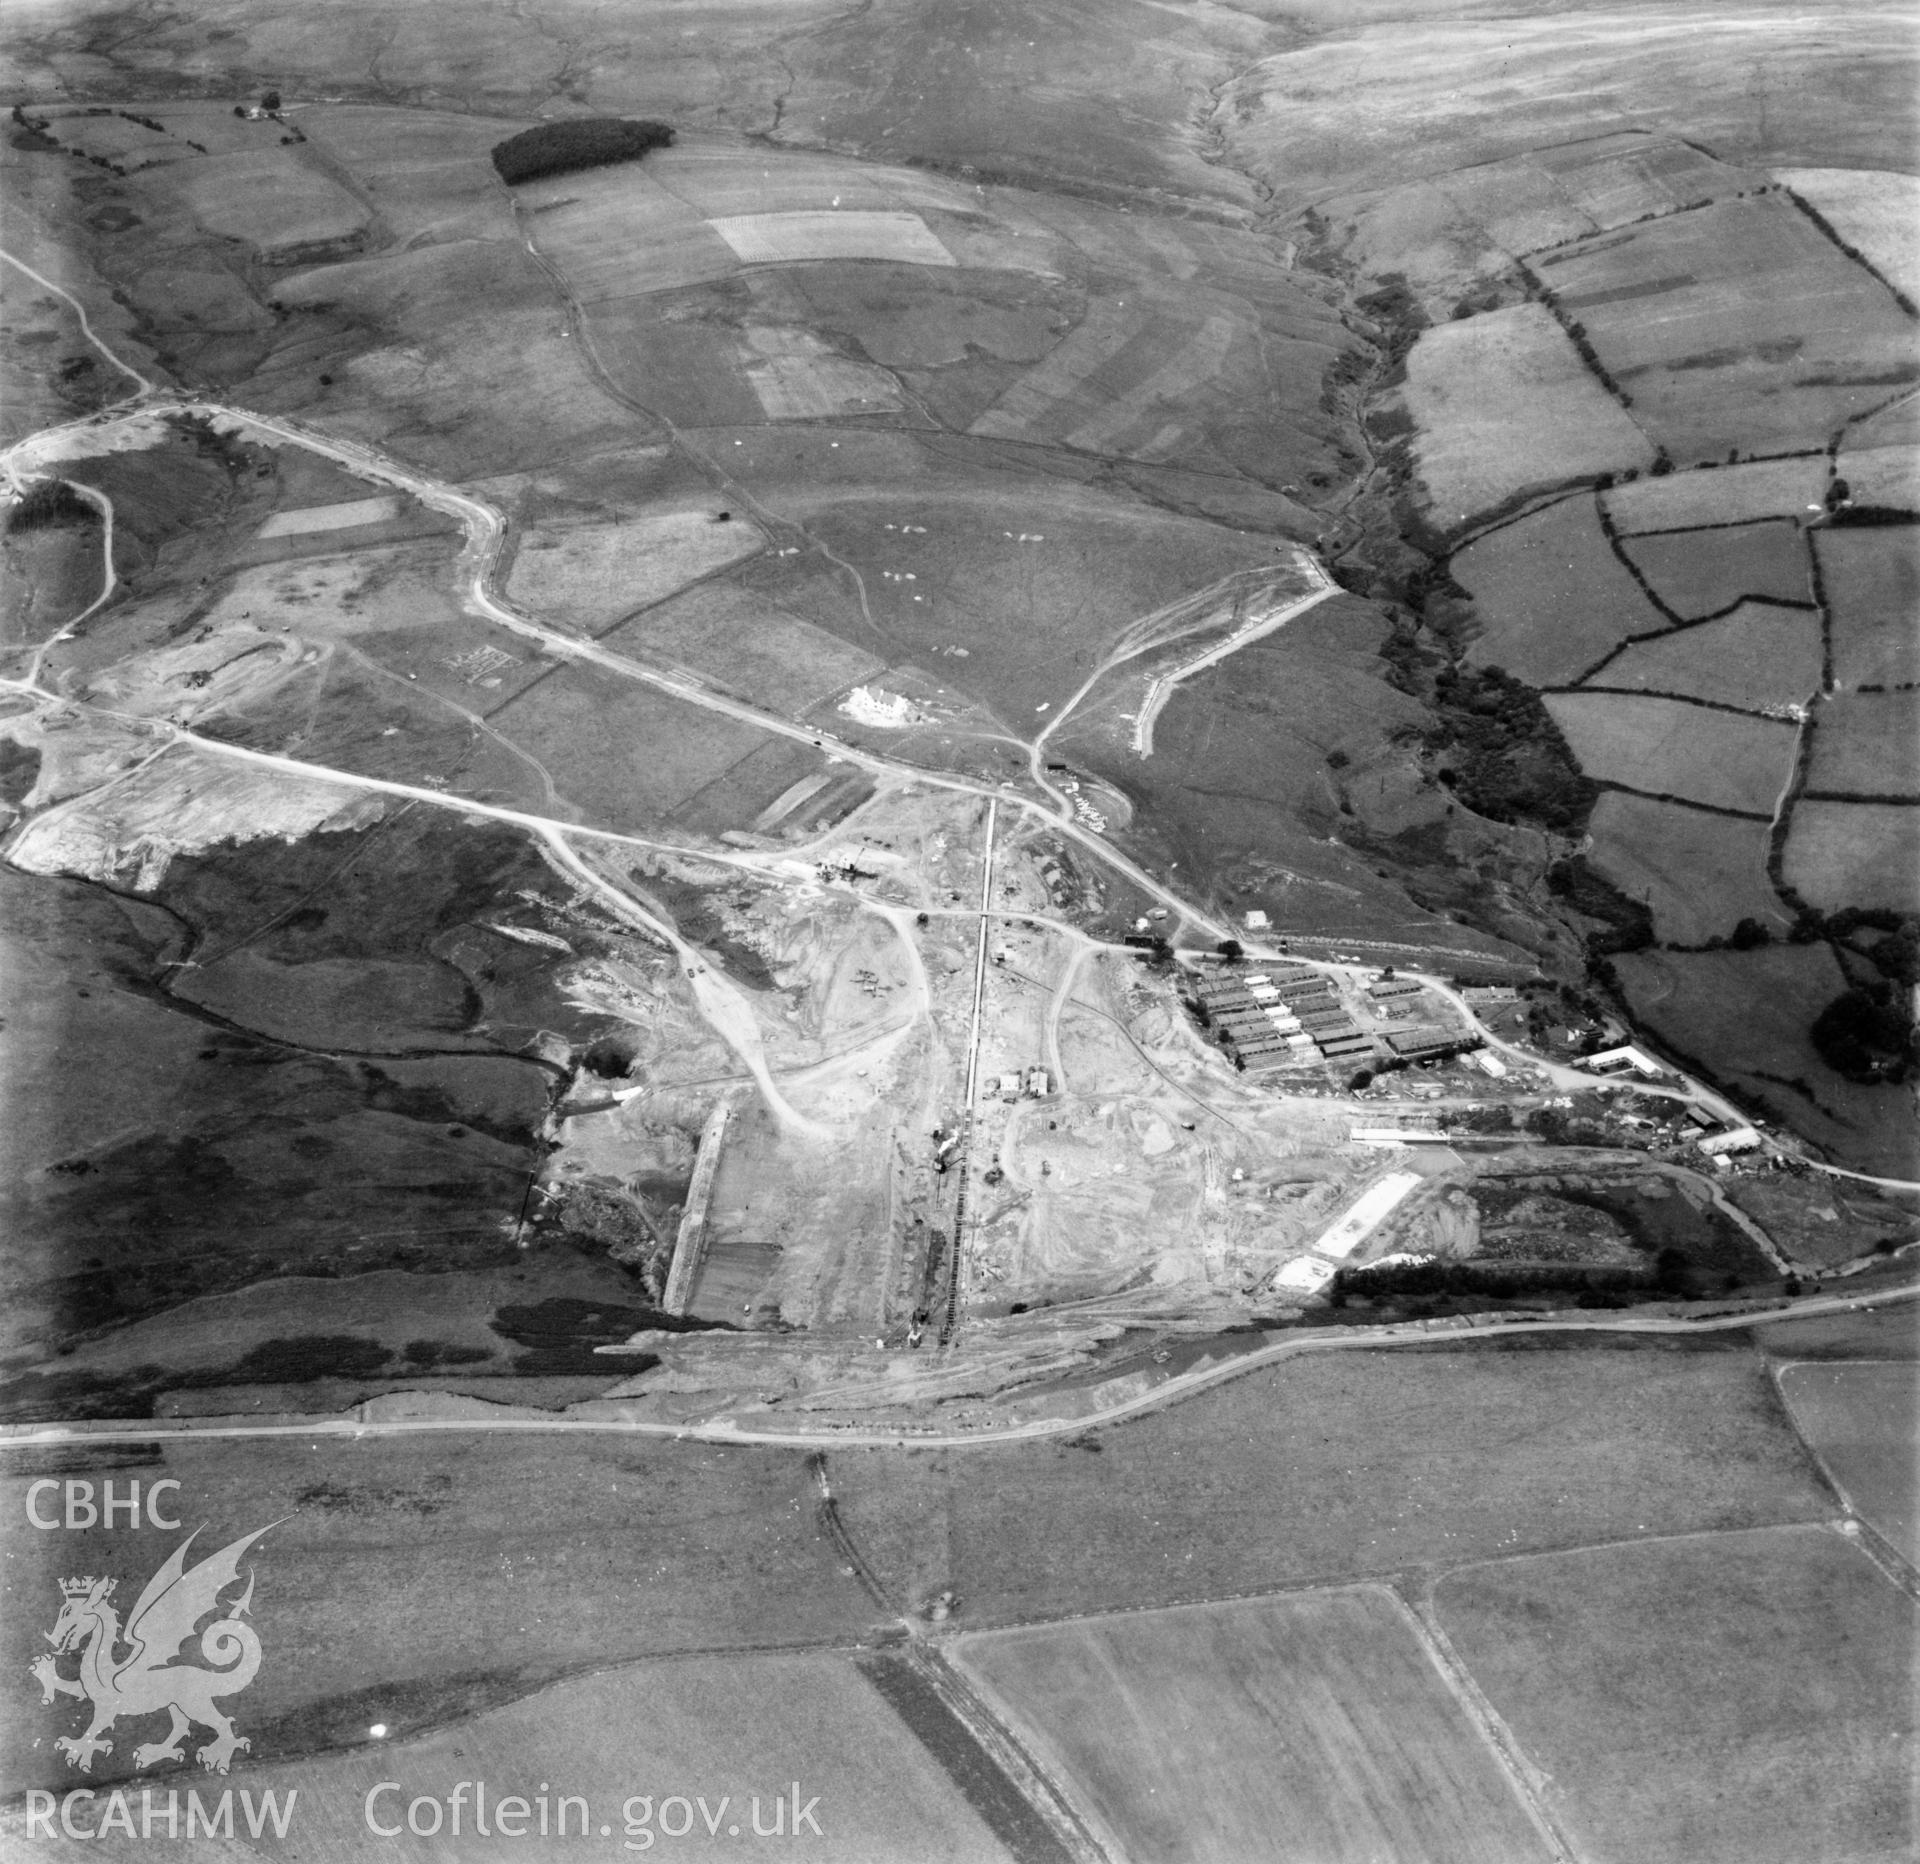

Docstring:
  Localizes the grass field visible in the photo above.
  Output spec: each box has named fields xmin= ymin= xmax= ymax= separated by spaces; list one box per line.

xmin=0 ymin=526 xmax=103 ymax=648
xmin=954 ymin=1588 xmax=1550 ymax=1864
xmin=1451 ymin=496 xmax=1666 ymax=686
xmin=1331 ymin=134 xmax=1762 ymax=307
xmin=53 ymin=1649 xmax=1021 ymax=1862
xmin=1534 ymin=194 xmax=1917 ymax=459
xmin=169 ymin=151 xmax=371 ymax=258
xmin=1584 ymin=792 xmax=1783 ymax=944
xmin=1818 ymin=527 xmax=1920 ymax=688
xmin=606 ymin=583 xmax=885 ymax=718
xmin=1803 ymin=690 xmax=1920 ymax=798
xmin=1603 ymin=456 xmax=1829 ymax=533
xmin=264 ymin=238 xmax=643 ymax=479
xmin=697 ymin=453 xmax=1282 ymax=726
xmin=1619 ymin=518 xmax=1809 ymax=616
xmin=505 ymin=503 xmax=765 ymax=635
xmin=171 ymin=950 xmax=480 ymax=1053
xmin=1778 ymin=167 xmax=1920 ymax=303
xmin=1782 ymin=799 xmax=1920 ymax=913
xmin=1835 ymin=441 xmax=1920 ymax=511
xmin=0 ymin=1435 xmax=884 ymax=1799
xmin=1611 ymin=943 xmax=1917 ymax=1176
xmin=1585 ymin=602 xmax=1822 ymax=710
xmin=1404 ymin=305 xmax=1654 ymax=523
xmin=1776 ymin=1360 xmax=1918 ymax=1560
xmin=1221 ymin=11 xmax=1910 ymax=203
xmin=1755 ymin=1304 xmax=1920 ymax=1361
xmin=485 ymin=662 xmax=828 ymax=837
xmin=1544 ymin=692 xmax=1798 ymax=815
xmin=830 ymin=1339 xmax=1830 ymax=1628
xmin=1433 ymin=1526 xmax=1914 ymax=1864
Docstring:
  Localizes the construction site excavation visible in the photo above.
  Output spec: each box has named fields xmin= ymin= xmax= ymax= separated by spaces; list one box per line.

xmin=0 ymin=4 xmax=1915 ymax=1860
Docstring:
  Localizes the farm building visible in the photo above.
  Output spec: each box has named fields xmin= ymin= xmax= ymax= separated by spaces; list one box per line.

xmin=1580 ymin=1043 xmax=1665 ymax=1077
xmin=1696 ymin=1124 xmax=1763 ymax=1155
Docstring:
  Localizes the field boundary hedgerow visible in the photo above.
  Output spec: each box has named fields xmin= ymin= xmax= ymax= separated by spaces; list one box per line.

xmin=1798 ymin=790 xmax=1920 ymax=808
xmin=1780 ymin=186 xmax=1920 ymax=317
xmin=1804 ymin=516 xmax=1839 ymax=692
xmin=1591 ymin=779 xmax=1773 ymax=822
xmin=1572 ymin=684 xmax=1801 ymax=723
xmin=1568 ymin=594 xmax=1819 ymax=688
xmin=1514 ymin=255 xmax=1641 ymax=416
xmin=1595 ymin=498 xmax=1686 ymax=625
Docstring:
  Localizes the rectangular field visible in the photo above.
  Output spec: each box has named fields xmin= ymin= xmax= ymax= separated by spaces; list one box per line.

xmin=518 ymin=167 xmax=738 ymax=300
xmin=1544 ymin=691 xmax=1798 ymax=814
xmin=1404 ymin=304 xmax=1655 ymax=523
xmin=1804 ymin=690 xmax=1920 ymax=797
xmin=1603 ymin=455 xmax=1829 ymax=533
xmin=1782 ymin=798 xmax=1920 ymax=912
xmin=1777 ymin=167 xmax=1920 ymax=302
xmin=1818 ymin=527 xmax=1920 ymax=687
xmin=830 ymin=1340 xmax=1832 ymax=1630
xmin=1449 ymin=495 xmax=1665 ymax=686
xmin=504 ymin=505 xmax=766 ymax=635
xmin=1618 ymin=518 xmax=1809 ymax=616
xmin=607 ymin=583 xmax=885 ymax=717
xmin=8 ymin=1649 xmax=1017 ymax=1861
xmin=710 ymin=209 xmax=956 ymax=267
xmin=1536 ymin=195 xmax=1917 ymax=458
xmin=954 ymin=1588 xmax=1552 ymax=1864
xmin=1776 ymin=1359 xmax=1918 ymax=1561
xmin=1587 ymin=601 xmax=1822 ymax=710
xmin=1433 ymin=1526 xmax=1914 ymax=1864
xmin=1584 ymin=792 xmax=1783 ymax=944
xmin=1835 ymin=442 xmax=1920 ymax=511
xmin=0 ymin=1434 xmax=880 ymax=1799
xmin=485 ymin=662 xmax=824 ymax=836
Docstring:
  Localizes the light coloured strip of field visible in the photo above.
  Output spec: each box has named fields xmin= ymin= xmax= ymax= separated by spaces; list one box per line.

xmin=1406 ymin=303 xmax=1654 ymax=521
xmin=1315 ymin=1171 xmax=1423 ymax=1259
xmin=1063 ymin=312 xmax=1239 ymax=455
xmin=747 ymin=353 xmax=905 ymax=419
xmin=708 ymin=210 xmax=955 ymax=267
xmin=1603 ymin=455 xmax=1830 ymax=533
xmin=750 ymin=770 xmax=834 ymax=834
xmin=650 ymin=142 xmax=976 ymax=220
xmin=256 ymin=494 xmax=402 ymax=537
xmin=967 ymin=298 xmax=1149 ymax=440
xmin=1777 ymin=167 xmax=1920 ymax=303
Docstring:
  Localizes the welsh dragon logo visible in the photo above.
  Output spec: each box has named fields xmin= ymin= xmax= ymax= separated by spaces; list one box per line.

xmin=29 ymin=1524 xmax=275 ymax=1777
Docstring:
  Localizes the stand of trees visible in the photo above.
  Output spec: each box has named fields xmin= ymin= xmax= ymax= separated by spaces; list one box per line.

xmin=1424 ymin=662 xmax=1598 ymax=832
xmin=7 ymin=480 xmax=95 ymax=533
xmin=491 ymin=118 xmax=675 ymax=185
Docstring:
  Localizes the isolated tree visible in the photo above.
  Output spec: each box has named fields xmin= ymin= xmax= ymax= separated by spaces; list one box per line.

xmin=1216 ymin=939 xmax=1243 ymax=963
